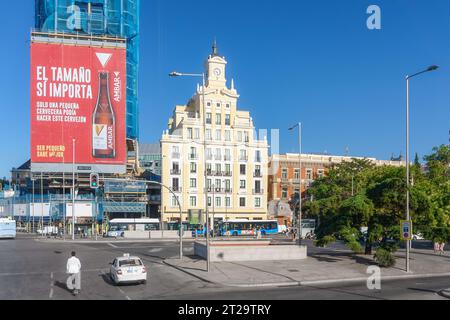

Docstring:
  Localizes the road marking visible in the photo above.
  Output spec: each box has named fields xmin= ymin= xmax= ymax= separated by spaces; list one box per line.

xmin=126 ymin=296 xmax=132 ymax=301
xmin=49 ymin=272 xmax=54 ymax=299
xmin=108 ymin=243 xmax=118 ymax=248
xmin=149 ymin=248 xmax=163 ymax=253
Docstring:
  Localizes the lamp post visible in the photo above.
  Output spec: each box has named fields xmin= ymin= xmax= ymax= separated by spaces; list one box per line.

xmin=289 ymin=123 xmax=302 ymax=245
xmin=31 ymin=176 xmax=35 ymax=234
xmin=405 ymin=65 xmax=438 ymax=273
xmin=72 ymin=139 xmax=76 ymax=241
xmin=169 ymin=71 xmax=211 ymax=272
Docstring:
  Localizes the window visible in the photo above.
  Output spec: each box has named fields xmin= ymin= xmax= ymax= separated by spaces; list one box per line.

xmin=294 ymin=188 xmax=300 ymax=196
xmin=215 ymin=129 xmax=222 ymax=141
xmin=255 ymin=198 xmax=261 ymax=208
xmin=207 ymin=102 xmax=211 ymax=107
xmin=255 ymin=150 xmax=261 ymax=162
xmin=255 ymin=165 xmax=261 ymax=177
xmin=282 ymin=188 xmax=288 ymax=199
xmin=217 ymin=102 xmax=221 ymax=108
xmin=206 ymin=148 xmax=213 ymax=160
xmin=190 ymin=147 xmax=197 ymax=159
xmin=190 ymin=178 xmax=197 ymax=188
xmin=172 ymin=146 xmax=180 ymax=159
xmin=225 ymin=164 xmax=231 ymax=174
xmin=240 ymin=180 xmax=246 ymax=189
xmin=195 ymin=128 xmax=200 ymax=140
xmin=208 ymin=197 xmax=212 ymax=207
xmin=317 ymin=169 xmax=325 ymax=179
xmin=306 ymin=169 xmax=313 ymax=180
xmin=187 ymin=128 xmax=193 ymax=139
xmin=226 ymin=103 xmax=230 ymax=109
xmin=225 ymin=114 xmax=231 ymax=125
xmin=207 ymin=179 xmax=212 ymax=189
xmin=294 ymin=169 xmax=300 ymax=180
xmin=240 ymin=197 xmax=246 ymax=207
xmin=225 ymin=130 xmax=231 ymax=141
xmin=190 ymin=196 xmax=197 ymax=207
xmin=240 ymin=164 xmax=246 ymax=175
xmin=240 ymin=150 xmax=247 ymax=161
xmin=206 ymin=129 xmax=212 ymax=140
xmin=244 ymin=132 xmax=249 ymax=143
xmin=190 ymin=162 xmax=197 ymax=174
xmin=226 ymin=197 xmax=231 ymax=208
xmin=225 ymin=149 xmax=231 ymax=161
xmin=282 ymin=169 xmax=288 ymax=180
xmin=215 ymin=148 xmax=222 ymax=160
xmin=215 ymin=164 xmax=222 ymax=174
xmin=206 ymin=113 xmax=212 ymax=124
xmin=254 ymin=181 xmax=261 ymax=194
xmin=207 ymin=164 xmax=212 ymax=174
xmin=216 ymin=197 xmax=221 ymax=208
xmin=216 ymin=114 xmax=222 ymax=125
xmin=172 ymin=178 xmax=179 ymax=191
xmin=237 ymin=131 xmax=243 ymax=142
xmin=225 ymin=180 xmax=231 ymax=191
xmin=171 ymin=196 xmax=178 ymax=207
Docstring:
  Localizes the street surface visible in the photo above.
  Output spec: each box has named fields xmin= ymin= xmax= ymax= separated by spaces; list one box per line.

xmin=0 ymin=235 xmax=449 ymax=300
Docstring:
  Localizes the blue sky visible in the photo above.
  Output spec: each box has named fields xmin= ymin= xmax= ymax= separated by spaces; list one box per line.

xmin=1 ymin=0 xmax=449 ymax=178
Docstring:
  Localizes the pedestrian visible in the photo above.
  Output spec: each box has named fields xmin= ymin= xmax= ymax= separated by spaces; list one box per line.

xmin=66 ymin=251 xmax=82 ymax=296
xmin=439 ymin=242 xmax=446 ymax=256
xmin=434 ymin=242 xmax=440 ymax=254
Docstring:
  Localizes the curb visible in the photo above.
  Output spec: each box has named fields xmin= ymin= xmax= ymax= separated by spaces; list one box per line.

xmin=163 ymin=259 xmax=450 ymax=289
xmin=440 ymin=289 xmax=450 ymax=299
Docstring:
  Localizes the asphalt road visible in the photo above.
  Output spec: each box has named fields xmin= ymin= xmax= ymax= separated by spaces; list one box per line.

xmin=0 ymin=235 xmax=449 ymax=300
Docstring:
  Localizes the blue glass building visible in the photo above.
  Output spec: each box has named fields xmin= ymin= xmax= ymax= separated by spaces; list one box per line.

xmin=34 ymin=0 xmax=140 ymax=140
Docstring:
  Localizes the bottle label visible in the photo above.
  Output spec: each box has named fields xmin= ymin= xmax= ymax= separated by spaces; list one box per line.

xmin=93 ymin=124 xmax=108 ymax=150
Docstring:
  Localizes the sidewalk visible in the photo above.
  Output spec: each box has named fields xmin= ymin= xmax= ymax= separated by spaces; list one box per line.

xmin=164 ymin=248 xmax=450 ymax=288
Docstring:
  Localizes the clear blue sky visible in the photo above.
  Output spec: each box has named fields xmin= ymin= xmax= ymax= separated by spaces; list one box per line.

xmin=1 ymin=0 xmax=449 ymax=178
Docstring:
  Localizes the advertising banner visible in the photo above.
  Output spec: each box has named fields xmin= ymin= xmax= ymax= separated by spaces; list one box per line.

xmin=30 ymin=42 xmax=127 ymax=174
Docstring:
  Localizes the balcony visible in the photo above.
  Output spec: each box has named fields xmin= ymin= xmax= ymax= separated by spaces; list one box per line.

xmin=224 ymin=156 xmax=232 ymax=161
xmin=189 ymin=154 xmax=198 ymax=160
xmin=253 ymin=189 xmax=264 ymax=195
xmin=223 ymin=171 xmax=232 ymax=177
xmin=171 ymin=187 xmax=182 ymax=193
xmin=214 ymin=171 xmax=223 ymax=177
xmin=239 ymin=156 xmax=248 ymax=162
xmin=170 ymin=169 xmax=181 ymax=175
xmin=254 ymin=172 xmax=263 ymax=178
xmin=206 ymin=119 xmax=212 ymax=125
xmin=225 ymin=120 xmax=231 ymax=126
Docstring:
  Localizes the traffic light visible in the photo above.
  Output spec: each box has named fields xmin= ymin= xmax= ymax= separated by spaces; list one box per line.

xmin=90 ymin=173 xmax=100 ymax=189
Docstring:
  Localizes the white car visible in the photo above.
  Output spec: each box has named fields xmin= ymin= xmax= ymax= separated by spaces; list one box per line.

xmin=110 ymin=254 xmax=147 ymax=285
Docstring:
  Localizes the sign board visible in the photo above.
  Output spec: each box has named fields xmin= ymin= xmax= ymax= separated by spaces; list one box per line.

xmin=401 ymin=220 xmax=413 ymax=241
xmin=30 ymin=41 xmax=127 ymax=174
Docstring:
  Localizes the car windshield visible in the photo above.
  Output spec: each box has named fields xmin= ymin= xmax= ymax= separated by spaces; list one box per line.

xmin=119 ymin=259 xmax=142 ymax=267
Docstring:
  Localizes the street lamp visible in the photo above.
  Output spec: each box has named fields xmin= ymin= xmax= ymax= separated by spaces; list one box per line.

xmin=289 ymin=122 xmax=302 ymax=245
xmin=405 ymin=65 xmax=439 ymax=273
xmin=169 ymin=71 xmax=211 ymax=272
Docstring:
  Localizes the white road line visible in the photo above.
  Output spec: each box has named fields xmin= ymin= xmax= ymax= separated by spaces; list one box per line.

xmin=108 ymin=243 xmax=118 ymax=248
xmin=126 ymin=296 xmax=132 ymax=301
xmin=49 ymin=272 xmax=54 ymax=299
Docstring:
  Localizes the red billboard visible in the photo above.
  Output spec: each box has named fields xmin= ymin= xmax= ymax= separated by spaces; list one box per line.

xmin=30 ymin=42 xmax=127 ymax=173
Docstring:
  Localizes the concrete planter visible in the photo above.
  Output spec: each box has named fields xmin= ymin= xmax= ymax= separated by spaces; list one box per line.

xmin=194 ymin=241 xmax=307 ymax=262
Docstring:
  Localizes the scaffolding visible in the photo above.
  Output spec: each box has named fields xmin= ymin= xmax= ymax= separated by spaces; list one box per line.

xmin=35 ymin=0 xmax=140 ymax=140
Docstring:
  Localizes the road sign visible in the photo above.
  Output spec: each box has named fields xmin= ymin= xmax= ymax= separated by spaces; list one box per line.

xmin=401 ymin=220 xmax=412 ymax=241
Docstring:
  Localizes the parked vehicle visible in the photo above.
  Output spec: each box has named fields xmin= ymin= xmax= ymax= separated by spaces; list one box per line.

xmin=0 ymin=218 xmax=16 ymax=239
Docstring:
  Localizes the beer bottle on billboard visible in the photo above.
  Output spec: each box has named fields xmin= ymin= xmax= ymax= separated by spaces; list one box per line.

xmin=92 ymin=72 xmax=116 ymax=159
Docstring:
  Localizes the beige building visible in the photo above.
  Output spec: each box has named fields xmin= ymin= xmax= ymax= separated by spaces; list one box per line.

xmin=161 ymin=44 xmax=269 ymax=225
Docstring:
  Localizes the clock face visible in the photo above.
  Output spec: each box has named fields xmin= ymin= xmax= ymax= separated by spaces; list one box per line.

xmin=213 ymin=68 xmax=221 ymax=76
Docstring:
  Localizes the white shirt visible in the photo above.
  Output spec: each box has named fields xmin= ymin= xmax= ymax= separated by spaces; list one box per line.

xmin=67 ymin=257 xmax=81 ymax=274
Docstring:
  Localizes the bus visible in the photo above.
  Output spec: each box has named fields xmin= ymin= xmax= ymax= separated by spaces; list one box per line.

xmin=167 ymin=222 xmax=205 ymax=237
xmin=106 ymin=219 xmax=160 ymax=238
xmin=219 ymin=220 xmax=279 ymax=237
xmin=0 ymin=218 xmax=17 ymax=239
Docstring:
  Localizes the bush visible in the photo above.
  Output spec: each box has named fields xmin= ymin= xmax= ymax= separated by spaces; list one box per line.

xmin=374 ymin=248 xmax=396 ymax=268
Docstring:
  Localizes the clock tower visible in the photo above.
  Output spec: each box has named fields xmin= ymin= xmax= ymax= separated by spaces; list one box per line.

xmin=205 ymin=40 xmax=227 ymax=88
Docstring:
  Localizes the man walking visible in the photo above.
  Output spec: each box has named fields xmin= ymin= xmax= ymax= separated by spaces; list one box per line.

xmin=66 ymin=251 xmax=81 ymax=296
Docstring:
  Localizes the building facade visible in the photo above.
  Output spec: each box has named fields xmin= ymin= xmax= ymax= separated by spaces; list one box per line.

xmin=268 ymin=153 xmax=404 ymax=224
xmin=161 ymin=44 xmax=269 ymax=224
xmin=139 ymin=143 xmax=162 ymax=176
